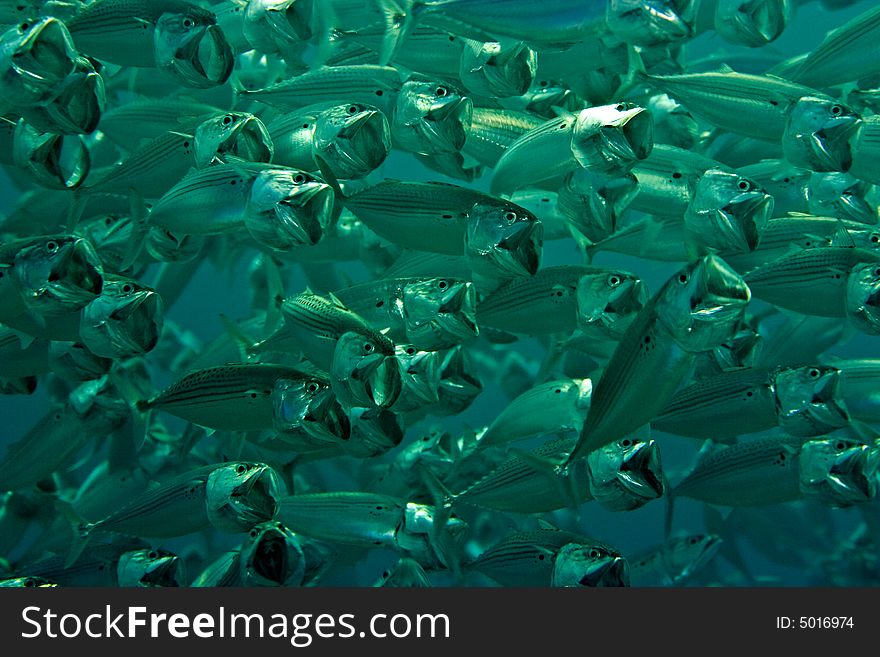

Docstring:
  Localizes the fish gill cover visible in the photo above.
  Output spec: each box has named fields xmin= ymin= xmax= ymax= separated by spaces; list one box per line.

xmin=0 ymin=0 xmax=879 ymax=589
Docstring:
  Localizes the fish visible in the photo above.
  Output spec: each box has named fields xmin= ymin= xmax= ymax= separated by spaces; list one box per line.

xmin=491 ymin=103 xmax=654 ymax=195
xmin=629 ymin=534 xmax=722 ymax=586
xmin=467 ymin=527 xmax=627 ymax=587
xmin=475 ymin=265 xmax=645 ymax=336
xmin=567 ymin=254 xmax=751 ymax=463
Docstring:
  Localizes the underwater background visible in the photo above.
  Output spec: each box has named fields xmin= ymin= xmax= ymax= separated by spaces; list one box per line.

xmin=1 ymin=0 xmax=879 ymax=587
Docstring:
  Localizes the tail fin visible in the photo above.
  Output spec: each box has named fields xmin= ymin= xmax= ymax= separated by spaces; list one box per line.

xmin=374 ymin=0 xmax=416 ymax=66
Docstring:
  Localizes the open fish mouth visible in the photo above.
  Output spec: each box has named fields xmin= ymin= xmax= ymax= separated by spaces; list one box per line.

xmin=579 ymin=555 xmax=629 ymax=587
xmin=416 ymin=96 xmax=473 ymax=153
xmin=231 ymin=465 xmax=282 ymax=524
xmin=26 ymin=237 xmax=104 ymax=312
xmin=618 ymin=440 xmax=665 ymax=500
xmin=7 ymin=18 xmax=77 ymax=99
xmin=258 ymin=0 xmax=315 ymax=42
xmin=156 ymin=20 xmax=234 ymax=88
xmin=819 ymin=444 xmax=878 ymax=505
xmin=199 ymin=114 xmax=274 ymax=165
xmin=251 ymin=529 xmax=290 ymax=585
xmin=82 ymin=288 xmax=163 ymax=357
xmin=603 ymin=277 xmax=648 ymax=323
xmin=715 ymin=0 xmax=789 ymax=47
xmin=809 ymin=119 xmax=861 ymax=172
xmin=322 ymin=108 xmax=391 ymax=177
xmin=140 ymin=555 xmax=181 ymax=587
xmin=303 ymin=390 xmax=352 ymax=442
xmin=249 ymin=179 xmax=334 ymax=248
xmin=596 ymin=106 xmax=654 ymax=165
xmin=717 ymin=193 xmax=774 ymax=252
xmin=15 ymin=125 xmax=91 ymax=189
xmin=468 ymin=217 xmax=543 ymax=279
xmin=606 ymin=0 xmax=695 ymax=46
xmin=37 ymin=57 xmax=104 ymax=135
xmin=690 ymin=255 xmax=751 ymax=319
xmin=356 ymin=354 xmax=403 ymax=409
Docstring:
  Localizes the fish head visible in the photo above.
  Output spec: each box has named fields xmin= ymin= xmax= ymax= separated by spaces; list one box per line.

xmin=273 ymin=375 xmax=351 ymax=444
xmin=646 ymin=93 xmax=699 ymax=149
xmin=571 ymin=103 xmax=653 ymax=175
xmin=396 ymin=502 xmax=468 ymax=570
xmin=522 ymin=78 xmax=580 ymax=117
xmin=240 ymin=521 xmax=306 ymax=587
xmin=77 ymin=213 xmax=137 ymax=272
xmin=117 ymin=549 xmax=183 ymax=588
xmin=464 ymin=199 xmax=543 ymax=278
xmin=714 ymin=0 xmax=791 ymax=47
xmin=657 ymin=254 xmax=751 ymax=351
xmin=799 ymin=438 xmax=879 ymax=507
xmin=587 ymin=436 xmax=665 ymax=511
xmin=0 ymin=17 xmax=77 ymax=104
xmin=606 ymin=0 xmax=697 ymax=46
xmin=13 ymin=234 xmax=104 ymax=314
xmin=846 ymin=261 xmax=880 ymax=335
xmin=330 ymin=329 xmax=402 ymax=409
xmin=13 ymin=121 xmax=90 ymax=189
xmin=552 ymin=542 xmax=630 ymax=587
xmin=664 ymin=534 xmax=722 ymax=581
xmin=0 ymin=577 xmax=58 ymax=588
xmin=206 ymin=462 xmax=283 ymax=533
xmin=344 ymin=407 xmax=404 ymax=458
xmin=79 ymin=276 xmax=164 ymax=359
xmin=559 ymin=170 xmax=639 ymax=242
xmin=68 ymin=375 xmax=131 ymax=429
xmin=392 ymin=79 xmax=473 ymax=154
xmin=314 ymin=103 xmax=391 ymax=179
xmin=459 ymin=39 xmax=536 ymax=99
xmin=774 ymin=365 xmax=851 ymax=435
xmin=27 ymin=55 xmax=105 ymax=135
xmin=154 ymin=9 xmax=233 ymax=88
xmin=783 ymin=97 xmax=861 ymax=172
xmin=245 ymin=168 xmax=335 ymax=249
xmin=576 ymin=268 xmax=647 ymax=337
xmin=243 ymin=0 xmax=315 ymax=54
xmin=806 ymin=172 xmax=876 ymax=224
xmin=376 ymin=557 xmax=431 ymax=588
xmin=392 ymin=344 xmax=442 ymax=413
xmin=686 ymin=170 xmax=774 ymax=253
xmin=144 ymin=226 xmax=205 ymax=263
xmin=435 ymin=345 xmax=483 ymax=415
xmin=194 ymin=112 xmax=274 ymax=166
xmin=701 ymin=317 xmax=764 ymax=374
xmin=401 ymin=277 xmax=478 ymax=350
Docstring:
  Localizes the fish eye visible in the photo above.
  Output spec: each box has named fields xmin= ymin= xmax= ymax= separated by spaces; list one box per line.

xmin=45 ymin=240 xmax=59 ymax=254
xmin=363 ymin=341 xmax=375 ymax=353
xmin=614 ymin=103 xmax=625 ymax=111
xmin=236 ymin=464 xmax=247 ymax=474
xmin=871 ymin=234 xmax=880 ymax=244
xmin=435 ymin=86 xmax=448 ymax=97
xmin=306 ymin=382 xmax=319 ymax=393
xmin=437 ymin=279 xmax=448 ymax=290
xmin=621 ymin=438 xmax=631 ymax=447
xmin=688 ymin=537 xmax=699 ymax=546
xmin=348 ymin=105 xmax=359 ymax=114
xmin=808 ymin=368 xmax=821 ymax=379
xmin=539 ymin=80 xmax=548 ymax=87
xmin=874 ymin=267 xmax=880 ymax=277
xmin=148 ymin=551 xmax=158 ymax=560
xmin=24 ymin=578 xmax=35 ymax=587
xmin=19 ymin=22 xmax=29 ymax=32
xmin=830 ymin=104 xmax=843 ymax=116
xmin=250 ymin=529 xmax=258 ymax=538
xmin=405 ymin=347 xmax=415 ymax=355
xmin=293 ymin=173 xmax=307 ymax=184
xmin=121 ymin=283 xmax=134 ymax=294
xmin=677 ymin=272 xmax=689 ymax=284
xmin=608 ymin=275 xmax=621 ymax=287
xmin=503 ymin=211 xmax=518 ymax=223
xmin=182 ymin=17 xmax=195 ymax=29
xmin=589 ymin=549 xmax=601 ymax=559
xmin=222 ymin=115 xmax=234 ymax=125
xmin=737 ymin=179 xmax=751 ymax=191
xmin=836 ymin=441 xmax=846 ymax=450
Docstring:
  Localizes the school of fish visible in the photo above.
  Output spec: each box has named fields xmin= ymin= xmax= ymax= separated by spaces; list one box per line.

xmin=1 ymin=0 xmax=880 ymax=588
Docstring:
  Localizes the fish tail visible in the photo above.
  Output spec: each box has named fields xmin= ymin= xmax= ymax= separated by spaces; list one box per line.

xmin=621 ymin=46 xmax=650 ymax=95
xmin=374 ymin=0 xmax=416 ymax=66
